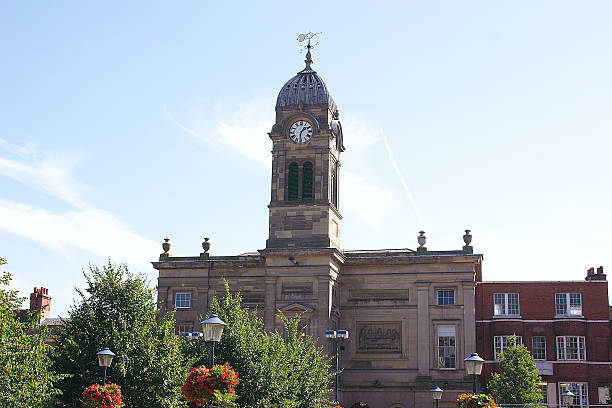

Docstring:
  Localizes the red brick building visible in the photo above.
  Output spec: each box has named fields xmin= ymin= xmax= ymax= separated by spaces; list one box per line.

xmin=17 ymin=287 xmax=63 ymax=343
xmin=476 ymin=267 xmax=612 ymax=407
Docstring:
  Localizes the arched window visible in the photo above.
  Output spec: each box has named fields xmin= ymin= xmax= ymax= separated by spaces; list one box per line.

xmin=288 ymin=162 xmax=299 ymax=201
xmin=302 ymin=162 xmax=313 ymax=199
xmin=331 ymin=171 xmax=338 ymax=208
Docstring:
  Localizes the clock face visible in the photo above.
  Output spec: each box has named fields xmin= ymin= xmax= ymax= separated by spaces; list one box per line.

xmin=289 ymin=120 xmax=313 ymax=143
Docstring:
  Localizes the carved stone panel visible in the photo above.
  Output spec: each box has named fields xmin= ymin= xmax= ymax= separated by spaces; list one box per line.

xmin=357 ymin=322 xmax=401 ymax=353
xmin=349 ymin=289 xmax=409 ymax=302
xmin=282 ymin=282 xmax=313 ymax=299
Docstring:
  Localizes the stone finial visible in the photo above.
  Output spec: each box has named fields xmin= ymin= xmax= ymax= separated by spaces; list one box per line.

xmin=162 ymin=237 xmax=171 ymax=253
xmin=462 ymin=229 xmax=473 ymax=253
xmin=200 ymin=237 xmax=211 ymax=259
xmin=417 ymin=231 xmax=427 ymax=253
xmin=417 ymin=231 xmax=426 ymax=247
xmin=463 ymin=229 xmax=472 ymax=245
xmin=160 ymin=237 xmax=171 ymax=260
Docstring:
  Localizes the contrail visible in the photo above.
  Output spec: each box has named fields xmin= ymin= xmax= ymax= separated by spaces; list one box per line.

xmin=161 ymin=104 xmax=221 ymax=146
xmin=377 ymin=121 xmax=426 ymax=230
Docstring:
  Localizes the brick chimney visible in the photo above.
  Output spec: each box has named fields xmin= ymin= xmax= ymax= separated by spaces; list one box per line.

xmin=29 ymin=287 xmax=51 ymax=320
xmin=585 ymin=266 xmax=606 ymax=281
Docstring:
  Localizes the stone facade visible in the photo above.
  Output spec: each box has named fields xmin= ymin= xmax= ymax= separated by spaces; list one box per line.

xmin=155 ymin=247 xmax=482 ymax=408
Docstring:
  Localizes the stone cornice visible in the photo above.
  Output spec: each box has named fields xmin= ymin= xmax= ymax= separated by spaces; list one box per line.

xmin=343 ymin=252 xmax=482 ymax=266
xmin=259 ymin=246 xmax=346 ymax=263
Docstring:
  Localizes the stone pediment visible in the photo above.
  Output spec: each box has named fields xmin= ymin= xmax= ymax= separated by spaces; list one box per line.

xmin=279 ymin=303 xmax=315 ymax=314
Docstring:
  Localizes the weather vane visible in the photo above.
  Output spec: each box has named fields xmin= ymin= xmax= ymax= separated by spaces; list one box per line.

xmin=297 ymin=31 xmax=322 ymax=53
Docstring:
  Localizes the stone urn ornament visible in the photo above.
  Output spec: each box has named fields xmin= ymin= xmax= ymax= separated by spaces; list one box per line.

xmin=162 ymin=237 xmax=171 ymax=254
xmin=417 ymin=231 xmax=426 ymax=247
xmin=202 ymin=237 xmax=211 ymax=253
xmin=200 ymin=237 xmax=211 ymax=258
xmin=463 ymin=229 xmax=472 ymax=246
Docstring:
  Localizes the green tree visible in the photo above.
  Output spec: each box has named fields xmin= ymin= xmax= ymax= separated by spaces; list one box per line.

xmin=0 ymin=257 xmax=62 ymax=408
xmin=182 ymin=282 xmax=333 ymax=408
xmin=52 ymin=261 xmax=187 ymax=408
xmin=487 ymin=335 xmax=543 ymax=405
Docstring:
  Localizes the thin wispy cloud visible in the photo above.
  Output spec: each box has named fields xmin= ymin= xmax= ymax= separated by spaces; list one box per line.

xmin=0 ymin=144 xmax=88 ymax=209
xmin=0 ymin=139 xmax=157 ymax=265
xmin=0 ymin=137 xmax=38 ymax=159
xmin=0 ymin=199 xmax=158 ymax=267
xmin=163 ymin=98 xmax=405 ymax=228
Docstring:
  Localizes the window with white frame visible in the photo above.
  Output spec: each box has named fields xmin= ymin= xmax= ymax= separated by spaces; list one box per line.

xmin=559 ymin=382 xmax=588 ymax=407
xmin=557 ymin=336 xmax=586 ymax=360
xmin=539 ymin=383 xmax=548 ymax=405
xmin=175 ymin=323 xmax=193 ymax=335
xmin=555 ymin=293 xmax=582 ymax=316
xmin=532 ymin=336 xmax=546 ymax=360
xmin=175 ymin=292 xmax=191 ymax=309
xmin=494 ymin=293 xmax=520 ymax=316
xmin=494 ymin=335 xmax=522 ymax=360
xmin=437 ymin=325 xmax=456 ymax=369
xmin=437 ymin=289 xmax=455 ymax=306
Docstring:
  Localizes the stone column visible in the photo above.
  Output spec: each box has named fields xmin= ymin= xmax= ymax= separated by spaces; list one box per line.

xmin=157 ymin=286 xmax=169 ymax=313
xmin=462 ymin=282 xmax=476 ymax=360
xmin=416 ymin=282 xmax=430 ymax=376
xmin=314 ymin=276 xmax=332 ymax=344
xmin=264 ymin=276 xmax=277 ymax=330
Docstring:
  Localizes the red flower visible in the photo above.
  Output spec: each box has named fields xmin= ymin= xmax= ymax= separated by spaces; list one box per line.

xmin=82 ymin=383 xmax=123 ymax=408
xmin=182 ymin=363 xmax=239 ymax=406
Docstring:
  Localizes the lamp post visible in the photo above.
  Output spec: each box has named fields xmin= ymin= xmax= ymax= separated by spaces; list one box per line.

xmin=200 ymin=313 xmax=226 ymax=367
xmin=325 ymin=329 xmax=349 ymax=404
xmin=96 ymin=347 xmax=115 ymax=384
xmin=464 ymin=352 xmax=484 ymax=394
xmin=561 ymin=390 xmax=575 ymax=407
xmin=432 ymin=386 xmax=443 ymax=408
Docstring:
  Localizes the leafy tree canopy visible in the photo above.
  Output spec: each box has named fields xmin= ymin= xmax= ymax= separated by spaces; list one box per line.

xmin=487 ymin=335 xmax=543 ymax=405
xmin=0 ymin=257 xmax=62 ymax=408
xmin=182 ymin=282 xmax=333 ymax=408
xmin=52 ymin=261 xmax=187 ymax=408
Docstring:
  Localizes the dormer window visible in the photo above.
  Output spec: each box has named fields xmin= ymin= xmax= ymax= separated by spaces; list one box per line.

xmin=555 ymin=293 xmax=582 ymax=317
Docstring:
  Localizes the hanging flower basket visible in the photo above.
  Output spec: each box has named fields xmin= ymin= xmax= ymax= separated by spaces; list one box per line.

xmin=182 ymin=363 xmax=239 ymax=407
xmin=456 ymin=393 xmax=497 ymax=408
xmin=82 ymin=383 xmax=123 ymax=408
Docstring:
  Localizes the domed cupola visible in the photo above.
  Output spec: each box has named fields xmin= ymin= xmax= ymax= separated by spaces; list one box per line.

xmin=276 ymin=47 xmax=337 ymax=113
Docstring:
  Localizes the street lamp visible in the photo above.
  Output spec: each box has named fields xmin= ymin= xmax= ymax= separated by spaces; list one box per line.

xmin=200 ymin=313 xmax=226 ymax=367
xmin=97 ymin=347 xmax=115 ymax=384
xmin=561 ymin=390 xmax=575 ymax=407
xmin=432 ymin=386 xmax=443 ymax=408
xmin=326 ymin=329 xmax=349 ymax=404
xmin=464 ymin=352 xmax=484 ymax=394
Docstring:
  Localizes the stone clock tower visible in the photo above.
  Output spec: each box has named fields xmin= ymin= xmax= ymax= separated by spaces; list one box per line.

xmin=266 ymin=44 xmax=345 ymax=249
xmin=155 ymin=39 xmax=485 ymax=408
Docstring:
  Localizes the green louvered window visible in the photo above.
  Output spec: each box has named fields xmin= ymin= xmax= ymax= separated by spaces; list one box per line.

xmin=288 ymin=162 xmax=299 ymax=201
xmin=302 ymin=162 xmax=313 ymax=199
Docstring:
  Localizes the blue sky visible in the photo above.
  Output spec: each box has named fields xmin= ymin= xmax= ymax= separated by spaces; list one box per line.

xmin=1 ymin=1 xmax=611 ymax=316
